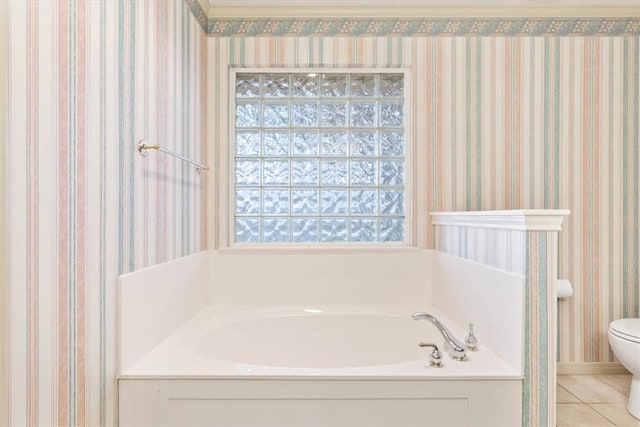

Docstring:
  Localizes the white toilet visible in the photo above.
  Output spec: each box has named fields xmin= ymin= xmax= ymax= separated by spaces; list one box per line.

xmin=608 ymin=318 xmax=640 ymax=420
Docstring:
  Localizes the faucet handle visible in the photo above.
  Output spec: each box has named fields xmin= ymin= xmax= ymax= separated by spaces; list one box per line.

xmin=419 ymin=343 xmax=444 ymax=368
xmin=465 ymin=322 xmax=478 ymax=351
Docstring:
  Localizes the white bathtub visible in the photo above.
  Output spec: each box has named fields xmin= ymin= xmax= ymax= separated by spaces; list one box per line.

xmin=122 ymin=304 xmax=519 ymax=378
xmin=119 ymin=305 xmax=522 ymax=426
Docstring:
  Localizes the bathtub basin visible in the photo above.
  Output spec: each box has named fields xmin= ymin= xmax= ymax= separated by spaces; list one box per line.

xmin=121 ymin=304 xmax=519 ymax=378
xmin=119 ymin=305 xmax=522 ymax=426
xmin=198 ymin=312 xmax=433 ymax=368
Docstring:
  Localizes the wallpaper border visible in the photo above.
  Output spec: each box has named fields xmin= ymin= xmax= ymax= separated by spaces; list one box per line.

xmin=182 ymin=0 xmax=640 ymax=37
xmin=201 ymin=17 xmax=639 ymax=37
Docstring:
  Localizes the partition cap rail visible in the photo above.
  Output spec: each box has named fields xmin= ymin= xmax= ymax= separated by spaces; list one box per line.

xmin=137 ymin=139 xmax=209 ymax=173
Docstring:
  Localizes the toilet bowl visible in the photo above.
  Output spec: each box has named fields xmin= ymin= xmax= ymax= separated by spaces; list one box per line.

xmin=608 ymin=318 xmax=640 ymax=420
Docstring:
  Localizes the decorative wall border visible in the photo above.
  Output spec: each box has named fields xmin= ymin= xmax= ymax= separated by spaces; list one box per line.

xmin=184 ymin=0 xmax=640 ymax=37
xmin=196 ymin=17 xmax=639 ymax=37
xmin=205 ymin=18 xmax=640 ymax=37
xmin=185 ymin=0 xmax=209 ymax=32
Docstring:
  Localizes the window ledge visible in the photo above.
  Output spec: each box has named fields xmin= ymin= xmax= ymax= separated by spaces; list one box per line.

xmin=217 ymin=243 xmax=422 ymax=254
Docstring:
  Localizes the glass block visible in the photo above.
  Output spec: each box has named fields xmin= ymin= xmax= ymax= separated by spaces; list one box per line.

xmin=350 ymin=102 xmax=376 ymax=127
xmin=380 ymin=131 xmax=404 ymax=157
xmin=236 ymin=131 xmax=260 ymax=156
xmin=380 ymin=160 xmax=405 ymax=185
xmin=263 ymin=218 xmax=290 ymax=242
xmin=263 ymin=160 xmax=290 ymax=185
xmin=350 ymin=74 xmax=376 ymax=97
xmin=320 ymin=102 xmax=347 ymax=127
xmin=235 ymin=188 xmax=260 ymax=215
xmin=263 ymin=131 xmax=290 ymax=156
xmin=263 ymin=73 xmax=289 ymax=97
xmin=235 ymin=218 xmax=260 ymax=242
xmin=292 ymin=102 xmax=318 ymax=127
xmin=321 ymin=189 xmax=348 ymax=215
xmin=263 ymin=103 xmax=289 ymax=127
xmin=351 ymin=218 xmax=377 ymax=242
xmin=321 ymin=131 xmax=348 ymax=156
xmin=350 ymin=131 xmax=377 ymax=156
xmin=233 ymin=72 xmax=406 ymax=245
xmin=292 ymin=189 xmax=319 ymax=215
xmin=236 ymin=103 xmax=260 ymax=127
xmin=292 ymin=131 xmax=319 ymax=156
xmin=236 ymin=74 xmax=260 ymax=97
xmin=380 ymin=218 xmax=404 ymax=242
xmin=235 ymin=160 xmax=260 ymax=185
xmin=292 ymin=73 xmax=319 ymax=97
xmin=293 ymin=218 xmax=319 ymax=242
xmin=380 ymin=102 xmax=403 ymax=127
xmin=321 ymin=74 xmax=347 ymax=97
xmin=321 ymin=160 xmax=347 ymax=185
xmin=379 ymin=74 xmax=403 ymax=97
xmin=321 ymin=219 xmax=347 ymax=242
xmin=380 ymin=189 xmax=404 ymax=215
xmin=350 ymin=160 xmax=377 ymax=185
xmin=350 ymin=189 xmax=377 ymax=215
xmin=262 ymin=189 xmax=290 ymax=215
xmin=292 ymin=160 xmax=319 ymax=185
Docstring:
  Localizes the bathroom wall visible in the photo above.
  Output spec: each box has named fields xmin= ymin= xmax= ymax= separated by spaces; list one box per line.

xmin=0 ymin=1 xmax=8 ymax=424
xmin=207 ymin=28 xmax=639 ymax=364
xmin=1 ymin=0 xmax=206 ymax=425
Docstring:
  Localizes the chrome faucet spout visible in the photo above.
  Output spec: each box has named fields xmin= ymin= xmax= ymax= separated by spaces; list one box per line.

xmin=412 ymin=312 xmax=467 ymax=360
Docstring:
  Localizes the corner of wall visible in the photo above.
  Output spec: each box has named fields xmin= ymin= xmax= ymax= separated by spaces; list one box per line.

xmin=0 ymin=1 xmax=9 ymax=424
xmin=205 ymin=35 xmax=217 ymax=250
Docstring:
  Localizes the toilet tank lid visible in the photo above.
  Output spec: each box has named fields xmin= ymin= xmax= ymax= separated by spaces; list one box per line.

xmin=610 ymin=318 xmax=640 ymax=339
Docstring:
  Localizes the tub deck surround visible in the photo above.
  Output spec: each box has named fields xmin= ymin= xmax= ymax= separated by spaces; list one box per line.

xmin=119 ymin=378 xmax=523 ymax=427
xmin=117 ymin=252 xmax=210 ymax=374
xmin=117 ymin=247 xmax=527 ymax=426
xmin=118 ymin=303 xmax=523 ymax=426
xmin=432 ymin=209 xmax=570 ymax=427
xmin=119 ymin=304 xmax=520 ymax=380
xmin=431 ymin=251 xmax=525 ymax=372
xmin=208 ymin=250 xmax=433 ymax=306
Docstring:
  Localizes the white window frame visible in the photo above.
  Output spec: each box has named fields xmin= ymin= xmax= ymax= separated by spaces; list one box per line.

xmin=216 ymin=67 xmax=423 ymax=251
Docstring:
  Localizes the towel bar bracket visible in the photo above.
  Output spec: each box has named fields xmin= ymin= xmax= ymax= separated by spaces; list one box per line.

xmin=137 ymin=139 xmax=209 ymax=173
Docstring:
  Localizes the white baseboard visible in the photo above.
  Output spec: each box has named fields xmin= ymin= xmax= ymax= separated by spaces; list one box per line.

xmin=557 ymin=362 xmax=630 ymax=375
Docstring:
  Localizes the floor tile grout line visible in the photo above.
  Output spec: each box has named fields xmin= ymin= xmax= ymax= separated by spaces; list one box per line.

xmin=556 ymin=402 xmax=617 ymax=427
xmin=558 ymin=383 xmax=584 ymax=403
xmin=590 ymin=374 xmax=625 ymax=394
xmin=593 ymin=374 xmax=633 ymax=397
xmin=585 ymin=402 xmax=625 ymax=426
xmin=558 ymin=374 xmax=631 ymax=403
xmin=556 ymin=374 xmax=637 ymax=427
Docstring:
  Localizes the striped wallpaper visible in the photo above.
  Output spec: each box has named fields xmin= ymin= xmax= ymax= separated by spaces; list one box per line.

xmin=2 ymin=1 xmax=638 ymax=426
xmin=0 ymin=0 xmax=8 ymax=423
xmin=208 ymin=35 xmax=639 ymax=366
xmin=3 ymin=0 xmax=206 ymax=425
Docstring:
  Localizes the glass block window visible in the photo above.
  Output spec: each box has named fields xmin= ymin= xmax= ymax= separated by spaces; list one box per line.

xmin=234 ymin=72 xmax=406 ymax=243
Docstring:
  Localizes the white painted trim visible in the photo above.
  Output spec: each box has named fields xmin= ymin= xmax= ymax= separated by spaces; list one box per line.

xmin=204 ymin=0 xmax=640 ymax=18
xmin=431 ymin=210 xmax=571 ymax=231
xmin=217 ymin=244 xmax=420 ymax=254
xmin=195 ymin=0 xmax=212 ymax=14
xmin=557 ymin=362 xmax=631 ymax=376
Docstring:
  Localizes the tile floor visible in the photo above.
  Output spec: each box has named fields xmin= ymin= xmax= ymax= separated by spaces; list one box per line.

xmin=557 ymin=374 xmax=639 ymax=426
